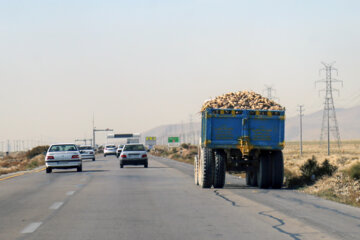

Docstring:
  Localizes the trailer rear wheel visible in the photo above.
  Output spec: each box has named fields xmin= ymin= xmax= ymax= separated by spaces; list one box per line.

xmin=271 ymin=151 xmax=284 ymax=189
xmin=194 ymin=156 xmax=199 ymax=185
xmin=199 ymin=148 xmax=214 ymax=188
xmin=246 ymin=170 xmax=257 ymax=186
xmin=213 ymin=151 xmax=226 ymax=188
xmin=257 ymin=153 xmax=271 ymax=189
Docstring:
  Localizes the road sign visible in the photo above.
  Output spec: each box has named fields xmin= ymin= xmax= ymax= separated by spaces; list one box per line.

xmin=168 ymin=137 xmax=180 ymax=146
xmin=168 ymin=137 xmax=179 ymax=143
xmin=145 ymin=137 xmax=157 ymax=146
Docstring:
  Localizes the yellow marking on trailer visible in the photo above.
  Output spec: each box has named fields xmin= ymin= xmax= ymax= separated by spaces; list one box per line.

xmin=220 ymin=110 xmax=224 ymax=115
xmin=267 ymin=111 xmax=272 ymax=117
xmin=256 ymin=111 xmax=260 ymax=115
xmin=280 ymin=116 xmax=286 ymax=120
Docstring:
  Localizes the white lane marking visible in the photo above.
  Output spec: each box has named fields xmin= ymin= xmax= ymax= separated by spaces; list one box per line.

xmin=49 ymin=202 xmax=63 ymax=210
xmin=66 ymin=191 xmax=75 ymax=196
xmin=21 ymin=222 xmax=42 ymax=233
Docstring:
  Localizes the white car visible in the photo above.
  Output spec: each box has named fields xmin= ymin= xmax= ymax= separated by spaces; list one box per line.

xmin=104 ymin=144 xmax=117 ymax=157
xmin=119 ymin=144 xmax=148 ymax=168
xmin=116 ymin=144 xmax=124 ymax=158
xmin=45 ymin=143 xmax=82 ymax=173
xmin=78 ymin=145 xmax=95 ymax=161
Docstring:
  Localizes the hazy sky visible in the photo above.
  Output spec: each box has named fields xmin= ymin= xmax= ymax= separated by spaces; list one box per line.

xmin=1 ymin=0 xmax=360 ymax=144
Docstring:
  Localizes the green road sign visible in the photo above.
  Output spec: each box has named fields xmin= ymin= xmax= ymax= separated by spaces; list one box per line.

xmin=168 ymin=137 xmax=179 ymax=143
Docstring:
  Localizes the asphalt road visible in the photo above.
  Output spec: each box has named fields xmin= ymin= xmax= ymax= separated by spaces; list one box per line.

xmin=1 ymin=155 xmax=360 ymax=240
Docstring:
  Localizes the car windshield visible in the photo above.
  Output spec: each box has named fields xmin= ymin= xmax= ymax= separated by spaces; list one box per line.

xmin=49 ymin=145 xmax=78 ymax=152
xmin=79 ymin=146 xmax=93 ymax=150
xmin=118 ymin=145 xmax=124 ymax=148
xmin=106 ymin=145 xmax=116 ymax=148
xmin=123 ymin=144 xmax=145 ymax=151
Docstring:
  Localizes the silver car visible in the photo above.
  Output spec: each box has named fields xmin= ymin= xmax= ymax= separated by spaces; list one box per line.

xmin=79 ymin=145 xmax=95 ymax=161
xmin=119 ymin=144 xmax=148 ymax=168
xmin=45 ymin=143 xmax=82 ymax=173
xmin=104 ymin=144 xmax=117 ymax=157
xmin=116 ymin=144 xmax=124 ymax=158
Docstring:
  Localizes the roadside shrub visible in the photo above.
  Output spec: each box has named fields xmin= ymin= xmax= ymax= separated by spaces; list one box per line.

xmin=286 ymin=157 xmax=338 ymax=189
xmin=181 ymin=143 xmax=190 ymax=149
xmin=317 ymin=159 xmax=337 ymax=177
xmin=284 ymin=168 xmax=305 ymax=189
xmin=347 ymin=162 xmax=360 ymax=180
xmin=26 ymin=145 xmax=49 ymax=159
xmin=300 ymin=156 xmax=318 ymax=180
xmin=27 ymin=160 xmax=39 ymax=169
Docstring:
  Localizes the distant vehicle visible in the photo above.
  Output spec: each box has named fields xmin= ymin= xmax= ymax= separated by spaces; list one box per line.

xmin=104 ymin=144 xmax=117 ymax=157
xmin=119 ymin=144 xmax=148 ymax=168
xmin=78 ymin=145 xmax=95 ymax=161
xmin=116 ymin=144 xmax=124 ymax=158
xmin=45 ymin=143 xmax=82 ymax=173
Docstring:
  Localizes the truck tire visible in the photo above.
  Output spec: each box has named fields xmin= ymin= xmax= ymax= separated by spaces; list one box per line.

xmin=257 ymin=153 xmax=271 ymax=189
xmin=199 ymin=148 xmax=214 ymax=188
xmin=213 ymin=151 xmax=226 ymax=188
xmin=194 ymin=156 xmax=199 ymax=185
xmin=246 ymin=170 xmax=257 ymax=186
xmin=271 ymin=151 xmax=284 ymax=189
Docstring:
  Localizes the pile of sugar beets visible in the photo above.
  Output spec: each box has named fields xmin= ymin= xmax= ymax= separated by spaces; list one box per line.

xmin=201 ymin=90 xmax=284 ymax=112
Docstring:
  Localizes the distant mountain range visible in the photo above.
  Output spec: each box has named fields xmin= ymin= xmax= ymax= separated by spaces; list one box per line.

xmin=285 ymin=105 xmax=360 ymax=141
xmin=142 ymin=105 xmax=360 ymax=143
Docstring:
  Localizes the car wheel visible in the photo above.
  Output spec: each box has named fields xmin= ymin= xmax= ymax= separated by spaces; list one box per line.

xmin=104 ymin=154 xmax=106 ymax=157
xmin=77 ymin=165 xmax=83 ymax=172
xmin=120 ymin=164 xmax=124 ymax=168
xmin=92 ymin=158 xmax=95 ymax=161
xmin=46 ymin=167 xmax=52 ymax=174
xmin=144 ymin=164 xmax=148 ymax=168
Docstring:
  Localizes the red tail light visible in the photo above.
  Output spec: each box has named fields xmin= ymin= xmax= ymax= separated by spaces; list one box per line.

xmin=47 ymin=156 xmax=54 ymax=160
xmin=141 ymin=154 xmax=147 ymax=158
xmin=120 ymin=155 xmax=127 ymax=158
xmin=72 ymin=155 xmax=80 ymax=159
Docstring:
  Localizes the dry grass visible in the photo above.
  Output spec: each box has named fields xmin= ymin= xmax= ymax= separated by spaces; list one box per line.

xmin=284 ymin=141 xmax=360 ymax=207
xmin=151 ymin=145 xmax=198 ymax=164
xmin=0 ymin=152 xmax=45 ymax=175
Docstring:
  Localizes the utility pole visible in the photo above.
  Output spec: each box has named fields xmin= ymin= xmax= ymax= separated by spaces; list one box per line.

xmin=189 ymin=114 xmax=193 ymax=145
xmin=297 ymin=105 xmax=304 ymax=156
xmin=316 ymin=62 xmax=343 ymax=155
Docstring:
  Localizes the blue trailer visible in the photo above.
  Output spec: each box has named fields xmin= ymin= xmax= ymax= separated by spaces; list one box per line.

xmin=194 ymin=108 xmax=285 ymax=189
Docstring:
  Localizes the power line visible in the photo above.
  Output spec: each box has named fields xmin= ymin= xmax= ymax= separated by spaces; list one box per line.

xmin=315 ymin=62 xmax=343 ymax=155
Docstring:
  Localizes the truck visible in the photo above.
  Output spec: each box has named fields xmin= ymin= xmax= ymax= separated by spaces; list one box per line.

xmin=194 ymin=108 xmax=285 ymax=189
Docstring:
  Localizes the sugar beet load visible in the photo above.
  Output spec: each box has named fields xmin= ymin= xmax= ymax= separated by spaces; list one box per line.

xmin=195 ymin=91 xmax=285 ymax=189
xmin=201 ymin=90 xmax=284 ymax=112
